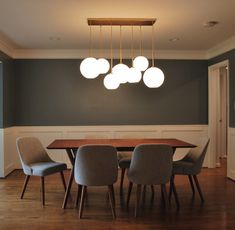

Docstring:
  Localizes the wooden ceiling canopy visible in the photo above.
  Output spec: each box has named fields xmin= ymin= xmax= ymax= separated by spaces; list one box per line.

xmin=87 ymin=18 xmax=156 ymax=26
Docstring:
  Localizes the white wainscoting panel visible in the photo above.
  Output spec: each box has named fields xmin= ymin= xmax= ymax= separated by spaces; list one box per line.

xmin=2 ymin=125 xmax=209 ymax=176
xmin=0 ymin=129 xmax=4 ymax=177
xmin=227 ymin=128 xmax=235 ymax=180
xmin=15 ymin=127 xmax=65 ymax=168
xmin=161 ymin=126 xmax=208 ymax=162
xmin=4 ymin=127 xmax=16 ymax=176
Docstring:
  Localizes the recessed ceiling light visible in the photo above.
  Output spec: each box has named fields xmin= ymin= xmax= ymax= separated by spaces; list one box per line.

xmin=203 ymin=21 xmax=219 ymax=28
xmin=49 ymin=37 xmax=61 ymax=41
xmin=169 ymin=37 xmax=180 ymax=42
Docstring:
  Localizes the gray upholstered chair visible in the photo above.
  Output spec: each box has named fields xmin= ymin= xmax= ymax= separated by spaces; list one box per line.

xmin=16 ymin=137 xmax=67 ymax=205
xmin=170 ymin=138 xmax=210 ymax=202
xmin=118 ymin=152 xmax=155 ymax=197
xmin=117 ymin=152 xmax=132 ymax=194
xmin=127 ymin=144 xmax=174 ymax=217
xmin=74 ymin=145 xmax=118 ymax=219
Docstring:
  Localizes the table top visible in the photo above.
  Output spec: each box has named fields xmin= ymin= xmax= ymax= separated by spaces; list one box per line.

xmin=47 ymin=138 xmax=196 ymax=151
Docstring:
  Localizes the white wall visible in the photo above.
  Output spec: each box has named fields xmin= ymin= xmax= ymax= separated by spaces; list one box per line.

xmin=0 ymin=129 xmax=4 ymax=177
xmin=227 ymin=128 xmax=235 ymax=180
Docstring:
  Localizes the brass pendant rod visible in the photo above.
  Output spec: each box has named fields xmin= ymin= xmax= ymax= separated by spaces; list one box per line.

xmin=110 ymin=26 xmax=113 ymax=70
xmin=120 ymin=26 xmax=122 ymax=63
xmin=131 ymin=26 xmax=134 ymax=65
xmin=89 ymin=26 xmax=92 ymax=57
xmin=140 ymin=26 xmax=142 ymax=56
xmin=99 ymin=25 xmax=102 ymax=57
xmin=152 ymin=25 xmax=155 ymax=67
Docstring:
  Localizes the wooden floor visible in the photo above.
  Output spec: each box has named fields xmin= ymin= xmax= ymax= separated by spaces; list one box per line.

xmin=1 ymin=162 xmax=235 ymax=230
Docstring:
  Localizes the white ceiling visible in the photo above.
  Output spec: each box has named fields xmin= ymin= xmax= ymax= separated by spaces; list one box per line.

xmin=0 ymin=0 xmax=235 ymax=54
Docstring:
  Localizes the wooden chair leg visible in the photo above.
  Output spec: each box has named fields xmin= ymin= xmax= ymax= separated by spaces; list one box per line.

xmin=120 ymin=168 xmax=126 ymax=195
xmin=135 ymin=184 xmax=142 ymax=217
xmin=169 ymin=175 xmax=174 ymax=202
xmin=193 ymin=175 xmax=204 ymax=202
xmin=142 ymin=185 xmax=146 ymax=204
xmin=41 ymin=177 xmax=45 ymax=206
xmin=126 ymin=181 xmax=133 ymax=207
xmin=161 ymin=184 xmax=169 ymax=210
xmin=188 ymin=175 xmax=195 ymax=196
xmin=60 ymin=171 xmax=67 ymax=191
xmin=151 ymin=185 xmax=154 ymax=197
xmin=111 ymin=184 xmax=116 ymax=207
xmin=108 ymin=185 xmax=116 ymax=219
xmin=75 ymin=185 xmax=82 ymax=208
xmin=20 ymin=175 xmax=30 ymax=199
xmin=170 ymin=177 xmax=180 ymax=208
xmin=79 ymin=186 xmax=87 ymax=219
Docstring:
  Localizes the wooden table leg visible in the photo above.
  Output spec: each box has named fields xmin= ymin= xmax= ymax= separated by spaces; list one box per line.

xmin=62 ymin=149 xmax=76 ymax=209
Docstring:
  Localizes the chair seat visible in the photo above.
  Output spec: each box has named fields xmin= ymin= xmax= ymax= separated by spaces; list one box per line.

xmin=118 ymin=157 xmax=131 ymax=168
xmin=30 ymin=162 xmax=67 ymax=176
xmin=173 ymin=160 xmax=194 ymax=175
xmin=118 ymin=152 xmax=131 ymax=168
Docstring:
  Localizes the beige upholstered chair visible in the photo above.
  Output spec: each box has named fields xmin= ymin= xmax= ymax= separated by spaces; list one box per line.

xmin=16 ymin=137 xmax=67 ymax=205
xmin=74 ymin=145 xmax=118 ymax=219
xmin=127 ymin=144 xmax=174 ymax=217
xmin=170 ymin=138 xmax=210 ymax=202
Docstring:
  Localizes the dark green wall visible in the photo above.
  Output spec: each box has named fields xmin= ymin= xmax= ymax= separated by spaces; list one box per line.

xmin=0 ymin=51 xmax=15 ymax=128
xmin=14 ymin=59 xmax=208 ymax=126
xmin=1 ymin=48 xmax=234 ymax=127
xmin=208 ymin=49 xmax=235 ymax=127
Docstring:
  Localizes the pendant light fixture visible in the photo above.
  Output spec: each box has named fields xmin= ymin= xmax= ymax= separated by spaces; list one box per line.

xmin=133 ymin=26 xmax=149 ymax=72
xmin=80 ymin=26 xmax=99 ymax=79
xmin=143 ymin=25 xmax=165 ymax=88
xmin=82 ymin=18 xmax=164 ymax=89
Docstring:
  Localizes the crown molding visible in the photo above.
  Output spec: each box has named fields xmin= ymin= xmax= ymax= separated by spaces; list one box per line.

xmin=0 ymin=38 xmax=14 ymax=57
xmin=12 ymin=48 xmax=207 ymax=60
xmin=0 ymin=37 xmax=234 ymax=60
xmin=206 ymin=36 xmax=235 ymax=59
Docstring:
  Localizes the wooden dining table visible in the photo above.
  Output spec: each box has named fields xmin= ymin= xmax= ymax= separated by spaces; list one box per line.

xmin=47 ymin=138 xmax=196 ymax=209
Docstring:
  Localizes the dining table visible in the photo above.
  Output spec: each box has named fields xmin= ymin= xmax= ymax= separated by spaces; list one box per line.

xmin=47 ymin=138 xmax=196 ymax=209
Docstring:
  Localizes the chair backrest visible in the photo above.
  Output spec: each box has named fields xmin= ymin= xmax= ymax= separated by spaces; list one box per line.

xmin=128 ymin=144 xmax=173 ymax=185
xmin=182 ymin=137 xmax=210 ymax=174
xmin=74 ymin=145 xmax=118 ymax=186
xmin=16 ymin=137 xmax=52 ymax=174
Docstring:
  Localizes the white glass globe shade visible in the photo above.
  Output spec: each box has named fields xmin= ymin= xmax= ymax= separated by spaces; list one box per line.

xmin=112 ymin=63 xmax=129 ymax=84
xmin=103 ymin=73 xmax=120 ymax=90
xmin=80 ymin=57 xmax=99 ymax=79
xmin=143 ymin=67 xmax=165 ymax=88
xmin=97 ymin=58 xmax=110 ymax=74
xmin=128 ymin=67 xmax=142 ymax=83
xmin=133 ymin=56 xmax=149 ymax=72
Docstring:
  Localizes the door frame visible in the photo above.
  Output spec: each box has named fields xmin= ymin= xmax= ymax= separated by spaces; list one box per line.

xmin=208 ymin=60 xmax=229 ymax=168
xmin=0 ymin=61 xmax=4 ymax=177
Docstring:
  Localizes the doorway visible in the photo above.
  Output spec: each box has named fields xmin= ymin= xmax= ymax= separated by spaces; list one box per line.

xmin=208 ymin=60 xmax=229 ymax=169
